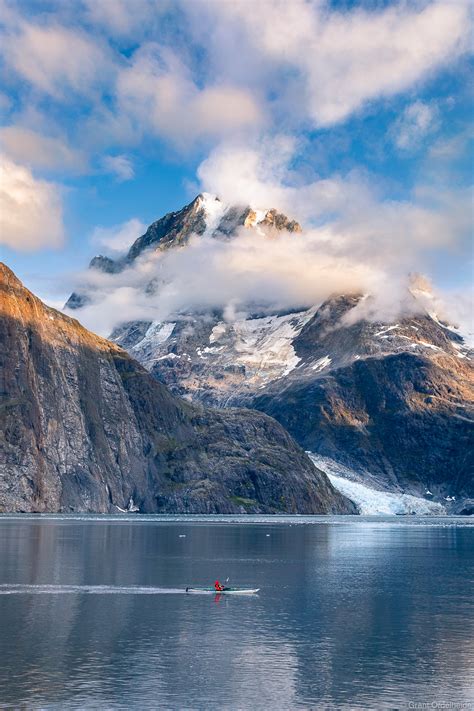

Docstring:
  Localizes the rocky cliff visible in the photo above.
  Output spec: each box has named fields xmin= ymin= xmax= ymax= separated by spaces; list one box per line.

xmin=0 ymin=263 xmax=355 ymax=514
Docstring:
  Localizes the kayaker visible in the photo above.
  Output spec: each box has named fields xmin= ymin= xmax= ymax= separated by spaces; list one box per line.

xmin=214 ymin=580 xmax=225 ymax=591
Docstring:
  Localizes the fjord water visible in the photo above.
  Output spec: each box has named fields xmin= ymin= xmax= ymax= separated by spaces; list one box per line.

xmin=0 ymin=516 xmax=472 ymax=710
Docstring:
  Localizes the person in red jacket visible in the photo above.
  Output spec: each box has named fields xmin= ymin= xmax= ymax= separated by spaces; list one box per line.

xmin=214 ymin=580 xmax=225 ymax=591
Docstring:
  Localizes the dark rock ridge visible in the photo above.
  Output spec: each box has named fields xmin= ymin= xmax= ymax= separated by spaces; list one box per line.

xmin=0 ymin=263 xmax=354 ymax=515
xmin=252 ymin=295 xmax=474 ymax=505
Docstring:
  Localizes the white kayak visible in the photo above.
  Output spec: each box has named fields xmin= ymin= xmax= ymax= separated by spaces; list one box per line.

xmin=186 ymin=587 xmax=259 ymax=595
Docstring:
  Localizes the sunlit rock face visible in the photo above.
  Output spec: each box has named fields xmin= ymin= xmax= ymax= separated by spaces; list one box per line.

xmin=65 ymin=196 xmax=474 ymax=512
xmin=0 ymin=263 xmax=355 ymax=515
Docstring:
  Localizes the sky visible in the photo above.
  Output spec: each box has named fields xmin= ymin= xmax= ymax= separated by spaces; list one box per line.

xmin=0 ymin=0 xmax=472 ymax=320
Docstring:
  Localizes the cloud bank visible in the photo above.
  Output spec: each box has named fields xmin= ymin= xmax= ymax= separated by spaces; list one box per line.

xmin=186 ymin=0 xmax=471 ymax=126
xmin=0 ymin=0 xmax=470 ymax=167
xmin=0 ymin=155 xmax=64 ymax=251
xmin=91 ymin=218 xmax=146 ymax=254
xmin=67 ymin=126 xmax=472 ymax=336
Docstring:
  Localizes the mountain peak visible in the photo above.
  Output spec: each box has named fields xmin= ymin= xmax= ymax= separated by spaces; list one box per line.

xmin=0 ymin=261 xmax=22 ymax=287
xmin=65 ymin=196 xmax=303 ymax=310
xmin=195 ymin=191 xmax=221 ymax=207
xmin=243 ymin=207 xmax=302 ymax=233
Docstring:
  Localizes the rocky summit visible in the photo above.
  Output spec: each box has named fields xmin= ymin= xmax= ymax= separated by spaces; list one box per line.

xmin=0 ymin=263 xmax=355 ymax=515
xmin=65 ymin=193 xmax=302 ymax=310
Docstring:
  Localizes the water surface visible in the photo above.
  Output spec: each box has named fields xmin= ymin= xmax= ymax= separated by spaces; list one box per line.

xmin=0 ymin=515 xmax=472 ymax=709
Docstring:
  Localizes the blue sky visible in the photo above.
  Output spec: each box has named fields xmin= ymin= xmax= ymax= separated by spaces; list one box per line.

xmin=0 ymin=0 xmax=472 ymax=310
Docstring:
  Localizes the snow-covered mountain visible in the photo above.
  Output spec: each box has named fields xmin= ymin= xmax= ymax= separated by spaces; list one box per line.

xmin=66 ymin=193 xmax=301 ymax=310
xmin=66 ymin=195 xmax=474 ymax=515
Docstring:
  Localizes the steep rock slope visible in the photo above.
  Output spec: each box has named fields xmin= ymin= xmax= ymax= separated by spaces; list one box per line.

xmin=0 ymin=263 xmax=355 ymax=514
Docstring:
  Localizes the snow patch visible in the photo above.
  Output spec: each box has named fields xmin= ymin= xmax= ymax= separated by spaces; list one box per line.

xmin=133 ymin=321 xmax=175 ymax=351
xmin=451 ymin=342 xmax=471 ymax=360
xmin=418 ymin=340 xmax=441 ymax=351
xmin=208 ymin=309 xmax=315 ymax=381
xmin=312 ymin=355 xmax=331 ymax=372
xmin=128 ymin=321 xmax=176 ymax=369
xmin=199 ymin=193 xmax=228 ymax=237
xmin=209 ymin=323 xmax=227 ymax=343
xmin=375 ymin=324 xmax=399 ymax=337
xmin=155 ymin=353 xmax=179 ymax=361
xmin=231 ymin=313 xmax=308 ymax=377
xmin=253 ymin=209 xmax=267 ymax=224
xmin=282 ymin=354 xmax=301 ymax=376
xmin=202 ymin=345 xmax=224 ymax=354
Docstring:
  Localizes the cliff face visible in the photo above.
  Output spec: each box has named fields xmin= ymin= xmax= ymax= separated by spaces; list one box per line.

xmin=0 ymin=263 xmax=354 ymax=514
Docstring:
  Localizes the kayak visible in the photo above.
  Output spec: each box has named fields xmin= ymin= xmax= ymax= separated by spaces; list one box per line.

xmin=186 ymin=587 xmax=259 ymax=595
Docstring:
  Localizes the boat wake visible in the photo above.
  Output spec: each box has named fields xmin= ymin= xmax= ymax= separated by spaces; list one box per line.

xmin=0 ymin=584 xmax=187 ymax=595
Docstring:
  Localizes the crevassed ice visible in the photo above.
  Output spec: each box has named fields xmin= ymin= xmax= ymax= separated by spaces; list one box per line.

xmin=212 ymin=310 xmax=314 ymax=379
xmin=327 ymin=473 xmax=446 ymax=515
xmin=130 ymin=321 xmax=176 ymax=367
xmin=308 ymin=453 xmax=446 ymax=515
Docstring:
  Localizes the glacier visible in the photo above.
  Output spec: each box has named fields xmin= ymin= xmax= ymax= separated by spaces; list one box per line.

xmin=308 ymin=453 xmax=446 ymax=515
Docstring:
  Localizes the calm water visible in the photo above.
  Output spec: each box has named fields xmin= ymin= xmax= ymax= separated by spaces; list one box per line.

xmin=0 ymin=515 xmax=472 ymax=710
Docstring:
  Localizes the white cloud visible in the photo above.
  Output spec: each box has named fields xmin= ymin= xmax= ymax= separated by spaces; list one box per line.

xmin=197 ymin=136 xmax=298 ymax=212
xmin=102 ymin=154 xmax=135 ymax=181
xmin=68 ymin=135 xmax=472 ymax=335
xmin=91 ymin=218 xmax=146 ymax=254
xmin=188 ymin=0 xmax=471 ymax=127
xmin=116 ymin=44 xmax=264 ymax=146
xmin=198 ymin=137 xmax=472 ymax=268
xmin=0 ymin=155 xmax=64 ymax=251
xmin=428 ymin=127 xmax=473 ymax=162
xmin=197 ymin=135 xmax=373 ymax=226
xmin=82 ymin=0 xmax=170 ymax=37
xmin=392 ymin=102 xmax=438 ymax=150
xmin=0 ymin=0 xmax=469 ymax=166
xmin=3 ymin=20 xmax=114 ymax=97
xmin=68 ymin=226 xmax=385 ymax=336
xmin=0 ymin=126 xmax=86 ymax=171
